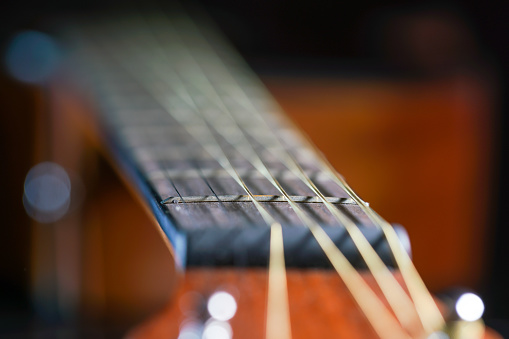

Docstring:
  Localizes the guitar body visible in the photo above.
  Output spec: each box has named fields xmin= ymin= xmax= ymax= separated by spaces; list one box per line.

xmin=128 ymin=269 xmax=383 ymax=339
xmin=127 ymin=270 xmax=500 ymax=339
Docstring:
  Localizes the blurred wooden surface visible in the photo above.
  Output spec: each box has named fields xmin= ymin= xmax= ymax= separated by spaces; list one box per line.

xmin=128 ymin=269 xmax=501 ymax=339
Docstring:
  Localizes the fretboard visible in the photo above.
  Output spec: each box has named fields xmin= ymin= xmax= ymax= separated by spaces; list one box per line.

xmin=59 ymin=10 xmax=404 ymax=268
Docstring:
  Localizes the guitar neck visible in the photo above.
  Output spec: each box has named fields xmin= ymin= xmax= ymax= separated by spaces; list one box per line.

xmin=58 ymin=10 xmax=405 ymax=269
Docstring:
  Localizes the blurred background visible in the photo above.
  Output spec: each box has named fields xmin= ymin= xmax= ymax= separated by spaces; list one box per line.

xmin=1 ymin=0 xmax=508 ymax=337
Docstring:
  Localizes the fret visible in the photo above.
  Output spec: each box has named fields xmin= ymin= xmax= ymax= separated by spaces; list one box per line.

xmin=147 ymin=168 xmax=344 ymax=183
xmin=162 ymin=195 xmax=355 ymax=205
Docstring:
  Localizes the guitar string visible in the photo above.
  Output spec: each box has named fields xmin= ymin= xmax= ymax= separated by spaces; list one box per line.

xmin=156 ymin=126 xmax=233 ymax=221
xmin=84 ymin=14 xmax=407 ymax=339
xmin=91 ymin=19 xmax=278 ymax=235
xmin=173 ymin=6 xmax=445 ymax=331
xmin=125 ymin=16 xmax=293 ymax=338
xmin=144 ymin=10 xmax=419 ymax=335
xmin=197 ymin=21 xmax=446 ymax=334
xmin=83 ymin=15 xmax=403 ymax=339
xmin=173 ymin=11 xmax=427 ymax=335
xmin=104 ymin=11 xmax=412 ymax=338
xmin=266 ymin=223 xmax=292 ymax=339
xmin=133 ymin=12 xmax=411 ymax=339
xmin=313 ymin=157 xmax=445 ymax=332
xmin=171 ymin=8 xmax=444 ymax=334
xmin=151 ymin=121 xmax=233 ymax=220
xmin=83 ymin=16 xmax=293 ymax=339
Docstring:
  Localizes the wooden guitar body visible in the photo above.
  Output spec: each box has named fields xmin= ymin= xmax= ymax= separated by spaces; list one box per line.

xmin=128 ymin=270 xmax=500 ymax=339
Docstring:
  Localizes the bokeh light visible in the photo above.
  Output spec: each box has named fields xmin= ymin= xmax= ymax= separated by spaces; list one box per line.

xmin=5 ymin=30 xmax=61 ymax=84
xmin=202 ymin=320 xmax=232 ymax=339
xmin=427 ymin=331 xmax=450 ymax=339
xmin=207 ymin=291 xmax=237 ymax=322
xmin=178 ymin=320 xmax=202 ymax=339
xmin=23 ymin=162 xmax=71 ymax=223
xmin=455 ymin=292 xmax=485 ymax=322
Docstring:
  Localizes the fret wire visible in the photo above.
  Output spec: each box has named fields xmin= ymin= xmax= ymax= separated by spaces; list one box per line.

xmin=142 ymin=125 xmax=188 ymax=204
xmin=105 ymin=82 xmax=190 ymax=204
xmin=147 ymin=168 xmax=338 ymax=185
xmin=162 ymin=11 xmax=425 ymax=335
xmin=190 ymin=158 xmax=225 ymax=207
xmin=161 ymin=195 xmax=354 ymax=205
xmin=144 ymin=113 xmax=234 ymax=216
xmin=154 ymin=123 xmax=233 ymax=219
xmin=142 ymin=11 xmax=411 ymax=338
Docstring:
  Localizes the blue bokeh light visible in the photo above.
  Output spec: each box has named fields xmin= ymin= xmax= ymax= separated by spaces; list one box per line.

xmin=5 ymin=30 xmax=61 ymax=84
xmin=23 ymin=162 xmax=71 ymax=223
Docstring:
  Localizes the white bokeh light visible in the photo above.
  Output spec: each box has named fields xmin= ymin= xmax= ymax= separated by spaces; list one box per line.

xmin=427 ymin=331 xmax=450 ymax=339
xmin=207 ymin=291 xmax=237 ymax=321
xmin=455 ymin=292 xmax=485 ymax=322
xmin=178 ymin=320 xmax=202 ymax=339
xmin=202 ymin=320 xmax=232 ymax=339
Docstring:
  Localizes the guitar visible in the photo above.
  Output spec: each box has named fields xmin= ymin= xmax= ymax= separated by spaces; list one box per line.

xmin=39 ymin=6 xmax=499 ymax=339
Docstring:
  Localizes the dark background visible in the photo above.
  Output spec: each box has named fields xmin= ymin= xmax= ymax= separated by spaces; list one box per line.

xmin=1 ymin=0 xmax=508 ymax=336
